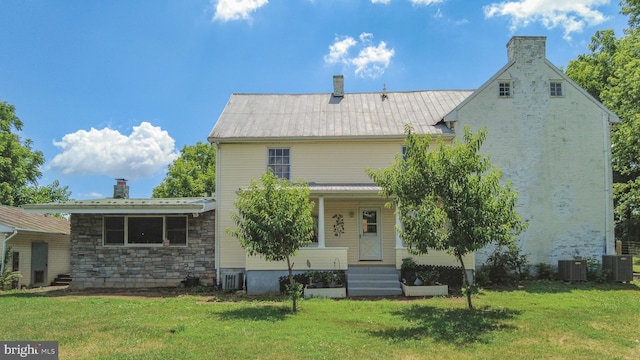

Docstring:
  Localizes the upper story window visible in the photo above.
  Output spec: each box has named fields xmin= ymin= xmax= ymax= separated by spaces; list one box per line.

xmin=268 ymin=148 xmax=290 ymax=179
xmin=104 ymin=215 xmax=188 ymax=246
xmin=498 ymin=82 xmax=511 ymax=97
xmin=550 ymin=82 xmax=563 ymax=97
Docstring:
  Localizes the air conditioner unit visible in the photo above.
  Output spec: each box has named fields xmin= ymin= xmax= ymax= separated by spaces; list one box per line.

xmin=602 ymin=255 xmax=633 ymax=282
xmin=558 ymin=260 xmax=587 ymax=281
xmin=222 ymin=272 xmax=244 ymax=290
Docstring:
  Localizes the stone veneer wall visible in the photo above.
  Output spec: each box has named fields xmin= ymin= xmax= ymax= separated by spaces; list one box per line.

xmin=70 ymin=211 xmax=215 ymax=289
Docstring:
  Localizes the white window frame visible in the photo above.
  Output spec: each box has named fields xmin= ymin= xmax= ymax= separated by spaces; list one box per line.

xmin=102 ymin=215 xmax=188 ymax=247
xmin=267 ymin=147 xmax=291 ymax=179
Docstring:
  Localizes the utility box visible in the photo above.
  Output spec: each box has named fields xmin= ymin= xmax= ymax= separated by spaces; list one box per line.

xmin=558 ymin=260 xmax=587 ymax=281
xmin=602 ymin=255 xmax=633 ymax=282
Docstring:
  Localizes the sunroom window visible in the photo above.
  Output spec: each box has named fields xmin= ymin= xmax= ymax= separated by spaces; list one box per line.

xmin=103 ymin=215 xmax=187 ymax=246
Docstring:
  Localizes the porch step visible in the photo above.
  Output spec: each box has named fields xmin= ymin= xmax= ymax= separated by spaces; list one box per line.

xmin=51 ymin=274 xmax=72 ymax=286
xmin=347 ymin=266 xmax=402 ymax=297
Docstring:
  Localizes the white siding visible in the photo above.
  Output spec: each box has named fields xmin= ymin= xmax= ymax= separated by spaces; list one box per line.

xmin=456 ymin=60 xmax=614 ymax=266
xmin=217 ymin=140 xmax=411 ymax=269
xmin=7 ymin=233 xmax=70 ymax=287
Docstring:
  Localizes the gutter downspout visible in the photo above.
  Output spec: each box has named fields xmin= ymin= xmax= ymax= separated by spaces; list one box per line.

xmin=1 ymin=230 xmax=18 ymax=275
xmin=215 ymin=141 xmax=221 ymax=286
xmin=603 ymin=114 xmax=614 ymax=255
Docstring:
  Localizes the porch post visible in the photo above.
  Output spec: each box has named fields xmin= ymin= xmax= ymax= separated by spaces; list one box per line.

xmin=395 ymin=204 xmax=403 ymax=248
xmin=318 ymin=196 xmax=326 ymax=248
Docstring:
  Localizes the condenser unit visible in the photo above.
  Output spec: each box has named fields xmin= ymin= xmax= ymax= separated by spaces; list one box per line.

xmin=558 ymin=260 xmax=587 ymax=281
xmin=602 ymin=255 xmax=633 ymax=282
xmin=222 ymin=272 xmax=244 ymax=290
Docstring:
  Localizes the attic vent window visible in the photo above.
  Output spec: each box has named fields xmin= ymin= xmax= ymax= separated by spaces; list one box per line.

xmin=499 ymin=82 xmax=511 ymax=97
xmin=550 ymin=82 xmax=563 ymax=97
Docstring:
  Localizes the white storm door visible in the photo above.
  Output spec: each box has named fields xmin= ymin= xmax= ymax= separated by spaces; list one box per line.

xmin=359 ymin=208 xmax=382 ymax=260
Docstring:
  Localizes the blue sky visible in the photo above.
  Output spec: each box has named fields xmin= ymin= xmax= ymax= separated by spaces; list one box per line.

xmin=0 ymin=0 xmax=629 ymax=200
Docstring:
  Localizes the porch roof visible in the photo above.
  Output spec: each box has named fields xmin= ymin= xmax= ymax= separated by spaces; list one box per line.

xmin=308 ymin=183 xmax=383 ymax=198
xmin=22 ymin=197 xmax=216 ymax=215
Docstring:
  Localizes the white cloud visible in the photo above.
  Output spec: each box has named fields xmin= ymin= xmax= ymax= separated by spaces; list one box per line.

xmin=324 ymin=36 xmax=358 ymax=64
xmin=410 ymin=0 xmax=444 ymax=6
xmin=371 ymin=0 xmax=391 ymax=4
xmin=49 ymin=122 xmax=179 ymax=181
xmin=352 ymin=41 xmax=395 ymax=78
xmin=324 ymin=33 xmax=395 ymax=79
xmin=484 ymin=0 xmax=609 ymax=40
xmin=212 ymin=0 xmax=269 ymax=22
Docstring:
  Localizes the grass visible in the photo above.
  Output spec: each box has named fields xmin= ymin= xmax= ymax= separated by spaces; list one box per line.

xmin=1 ymin=281 xmax=639 ymax=359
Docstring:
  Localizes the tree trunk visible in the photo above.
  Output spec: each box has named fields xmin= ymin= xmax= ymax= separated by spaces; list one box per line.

xmin=286 ymin=256 xmax=297 ymax=313
xmin=457 ymin=254 xmax=473 ymax=309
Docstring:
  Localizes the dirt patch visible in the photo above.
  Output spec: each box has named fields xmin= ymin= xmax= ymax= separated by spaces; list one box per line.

xmin=19 ymin=285 xmax=216 ymax=299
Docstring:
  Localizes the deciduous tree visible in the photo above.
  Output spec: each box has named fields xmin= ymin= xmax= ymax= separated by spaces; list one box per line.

xmin=565 ymin=6 xmax=640 ymax=250
xmin=368 ymin=126 xmax=526 ymax=309
xmin=152 ymin=142 xmax=216 ymax=198
xmin=1 ymin=99 xmax=71 ymax=205
xmin=228 ymin=171 xmax=314 ymax=312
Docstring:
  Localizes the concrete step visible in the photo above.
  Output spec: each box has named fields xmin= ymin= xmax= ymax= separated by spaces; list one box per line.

xmin=348 ymin=273 xmax=399 ymax=282
xmin=347 ymin=266 xmax=402 ymax=297
xmin=348 ymin=287 xmax=403 ymax=297
xmin=348 ymin=279 xmax=400 ymax=289
xmin=51 ymin=274 xmax=72 ymax=286
xmin=348 ymin=266 xmax=399 ymax=274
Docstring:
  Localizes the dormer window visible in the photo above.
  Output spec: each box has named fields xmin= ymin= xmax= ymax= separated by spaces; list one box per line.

xmin=499 ymin=82 xmax=511 ymax=97
xmin=550 ymin=82 xmax=563 ymax=97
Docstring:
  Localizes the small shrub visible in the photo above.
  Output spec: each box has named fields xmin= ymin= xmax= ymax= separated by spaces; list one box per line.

xmin=476 ymin=245 xmax=529 ymax=286
xmin=1 ymin=248 xmax=21 ymax=291
xmin=586 ymin=257 xmax=610 ymax=282
xmin=279 ymin=274 xmax=309 ymax=294
xmin=416 ymin=269 xmax=439 ymax=285
xmin=400 ymin=257 xmax=418 ymax=285
xmin=414 ymin=264 xmax=463 ymax=289
xmin=535 ymin=263 xmax=557 ymax=280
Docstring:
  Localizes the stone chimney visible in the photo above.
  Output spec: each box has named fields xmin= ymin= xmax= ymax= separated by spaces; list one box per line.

xmin=507 ymin=36 xmax=546 ymax=63
xmin=113 ymin=178 xmax=129 ymax=199
xmin=333 ymin=75 xmax=344 ymax=97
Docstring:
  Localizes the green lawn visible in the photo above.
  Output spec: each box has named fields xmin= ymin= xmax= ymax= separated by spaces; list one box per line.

xmin=1 ymin=281 xmax=639 ymax=360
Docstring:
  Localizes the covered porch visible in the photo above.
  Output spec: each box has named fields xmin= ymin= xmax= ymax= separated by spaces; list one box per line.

xmin=243 ymin=183 xmax=473 ymax=295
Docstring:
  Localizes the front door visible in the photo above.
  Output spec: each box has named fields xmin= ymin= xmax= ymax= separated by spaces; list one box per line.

xmin=359 ymin=208 xmax=382 ymax=260
xmin=31 ymin=242 xmax=48 ymax=286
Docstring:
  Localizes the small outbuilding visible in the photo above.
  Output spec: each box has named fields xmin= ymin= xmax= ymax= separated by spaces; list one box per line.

xmin=0 ymin=205 xmax=70 ymax=288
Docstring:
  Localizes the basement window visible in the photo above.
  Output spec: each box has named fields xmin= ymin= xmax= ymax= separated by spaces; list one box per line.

xmin=103 ymin=215 xmax=188 ymax=246
xmin=499 ymin=82 xmax=511 ymax=97
xmin=550 ymin=82 xmax=563 ymax=97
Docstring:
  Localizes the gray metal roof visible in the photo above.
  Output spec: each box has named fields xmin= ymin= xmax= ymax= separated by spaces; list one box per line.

xmin=309 ymin=183 xmax=382 ymax=195
xmin=209 ymin=90 xmax=474 ymax=142
xmin=22 ymin=197 xmax=216 ymax=215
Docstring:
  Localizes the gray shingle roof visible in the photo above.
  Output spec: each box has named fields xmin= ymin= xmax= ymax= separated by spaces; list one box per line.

xmin=0 ymin=205 xmax=70 ymax=234
xmin=209 ymin=90 xmax=473 ymax=142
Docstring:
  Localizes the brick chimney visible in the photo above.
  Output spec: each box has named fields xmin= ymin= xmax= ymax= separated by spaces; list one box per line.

xmin=507 ymin=36 xmax=546 ymax=63
xmin=333 ymin=75 xmax=344 ymax=97
xmin=113 ymin=178 xmax=129 ymax=199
